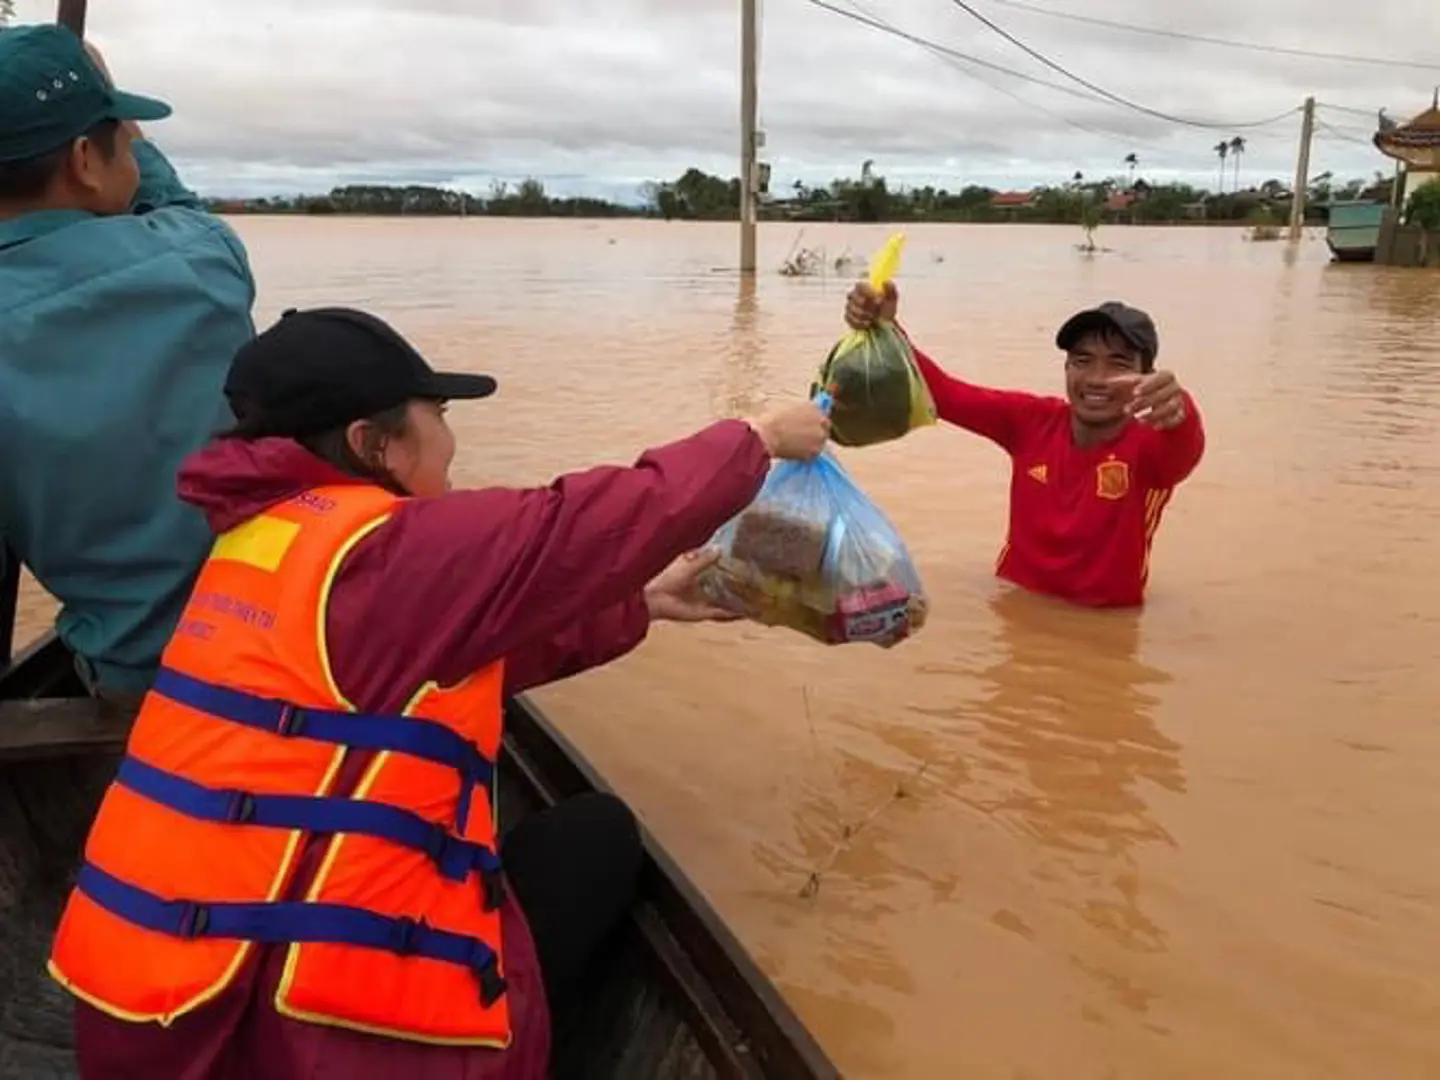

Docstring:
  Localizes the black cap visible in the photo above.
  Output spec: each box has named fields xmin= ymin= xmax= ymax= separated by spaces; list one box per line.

xmin=1055 ymin=302 xmax=1159 ymax=367
xmin=224 ymin=307 xmax=497 ymax=438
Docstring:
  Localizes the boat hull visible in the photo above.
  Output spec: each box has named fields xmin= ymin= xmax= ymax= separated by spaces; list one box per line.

xmin=1326 ymin=241 xmax=1377 ymax=262
xmin=0 ymin=632 xmax=841 ymax=1080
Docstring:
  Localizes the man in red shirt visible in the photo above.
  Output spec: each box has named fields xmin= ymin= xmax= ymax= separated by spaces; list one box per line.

xmin=845 ymin=283 xmax=1205 ymax=608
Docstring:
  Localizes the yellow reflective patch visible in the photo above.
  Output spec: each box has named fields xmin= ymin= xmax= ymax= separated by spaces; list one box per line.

xmin=210 ymin=515 xmax=301 ymax=573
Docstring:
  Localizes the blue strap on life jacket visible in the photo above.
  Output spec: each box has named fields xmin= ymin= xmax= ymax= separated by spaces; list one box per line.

xmin=151 ymin=667 xmax=493 ymax=834
xmin=114 ymin=757 xmax=505 ymax=910
xmin=75 ymin=863 xmax=508 ymax=1008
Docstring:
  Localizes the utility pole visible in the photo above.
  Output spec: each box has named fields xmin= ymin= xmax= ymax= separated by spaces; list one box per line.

xmin=740 ymin=0 xmax=758 ymax=274
xmin=57 ymin=0 xmax=87 ymax=36
xmin=1288 ymin=96 xmax=1315 ymax=242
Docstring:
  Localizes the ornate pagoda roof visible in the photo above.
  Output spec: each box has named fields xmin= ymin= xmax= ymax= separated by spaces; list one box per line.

xmin=1375 ymin=91 xmax=1440 ymax=156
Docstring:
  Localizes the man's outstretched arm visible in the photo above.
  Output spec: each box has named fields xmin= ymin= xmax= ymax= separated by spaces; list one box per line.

xmin=1110 ymin=370 xmax=1206 ymax=486
xmin=1142 ymin=390 xmax=1205 ymax=486
xmin=907 ymin=335 xmax=1047 ymax=454
xmin=844 ymin=283 xmax=1046 ymax=454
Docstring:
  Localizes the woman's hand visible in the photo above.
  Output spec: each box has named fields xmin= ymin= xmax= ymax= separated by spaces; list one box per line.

xmin=747 ymin=400 xmax=830 ymax=461
xmin=644 ymin=549 xmax=739 ymax=623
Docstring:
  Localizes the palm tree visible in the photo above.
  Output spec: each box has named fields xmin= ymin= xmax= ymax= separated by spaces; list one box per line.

xmin=1214 ymin=141 xmax=1229 ymax=194
xmin=1124 ymin=153 xmax=1138 ymax=186
xmin=0 ymin=0 xmax=14 ymax=25
xmin=860 ymin=159 xmax=875 ymax=186
xmin=1229 ymin=136 xmax=1246 ymax=192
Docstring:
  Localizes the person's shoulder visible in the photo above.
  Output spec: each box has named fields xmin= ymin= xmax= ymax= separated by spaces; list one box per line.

xmin=129 ymin=206 xmax=249 ymax=253
xmin=86 ymin=207 xmax=255 ymax=290
xmin=22 ymin=205 xmax=246 ymax=261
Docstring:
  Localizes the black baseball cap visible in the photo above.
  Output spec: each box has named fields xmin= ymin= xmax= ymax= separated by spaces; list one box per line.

xmin=224 ymin=307 xmax=497 ymax=438
xmin=1055 ymin=302 xmax=1159 ymax=367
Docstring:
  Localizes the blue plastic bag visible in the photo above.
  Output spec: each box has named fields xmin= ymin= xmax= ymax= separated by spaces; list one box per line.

xmin=699 ymin=442 xmax=929 ymax=649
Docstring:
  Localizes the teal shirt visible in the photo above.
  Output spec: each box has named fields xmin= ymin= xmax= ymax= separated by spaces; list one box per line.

xmin=0 ymin=139 xmax=256 ymax=693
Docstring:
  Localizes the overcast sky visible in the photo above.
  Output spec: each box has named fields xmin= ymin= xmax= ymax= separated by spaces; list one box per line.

xmin=9 ymin=0 xmax=1439 ymax=200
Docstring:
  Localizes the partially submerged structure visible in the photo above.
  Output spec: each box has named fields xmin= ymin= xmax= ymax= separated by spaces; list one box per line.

xmin=1370 ymin=92 xmax=1440 ymax=267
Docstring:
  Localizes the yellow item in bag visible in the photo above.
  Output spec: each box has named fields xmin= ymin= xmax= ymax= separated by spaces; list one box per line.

xmin=812 ymin=233 xmax=938 ymax=448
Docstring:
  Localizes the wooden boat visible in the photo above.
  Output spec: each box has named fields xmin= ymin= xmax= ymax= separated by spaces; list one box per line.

xmin=0 ymin=556 xmax=843 ymax=1079
xmin=1325 ymin=200 xmax=1385 ymax=262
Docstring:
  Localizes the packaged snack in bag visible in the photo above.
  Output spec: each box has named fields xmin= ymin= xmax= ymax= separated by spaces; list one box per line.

xmin=700 ymin=434 xmax=929 ymax=648
xmin=812 ymin=232 xmax=938 ymax=448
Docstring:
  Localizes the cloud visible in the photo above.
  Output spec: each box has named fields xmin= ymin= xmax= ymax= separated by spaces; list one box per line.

xmin=9 ymin=0 xmax=1438 ymax=197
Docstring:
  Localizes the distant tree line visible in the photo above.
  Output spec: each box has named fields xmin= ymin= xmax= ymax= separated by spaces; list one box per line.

xmin=208 ymin=179 xmax=646 ymax=219
xmin=204 ymin=164 xmax=1398 ymax=227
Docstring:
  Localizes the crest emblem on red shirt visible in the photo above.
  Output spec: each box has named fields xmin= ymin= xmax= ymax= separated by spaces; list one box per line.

xmin=1095 ymin=458 xmax=1130 ymax=500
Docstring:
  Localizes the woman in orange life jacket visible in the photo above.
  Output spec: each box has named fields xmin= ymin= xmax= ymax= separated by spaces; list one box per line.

xmin=48 ymin=306 xmax=830 ymax=1080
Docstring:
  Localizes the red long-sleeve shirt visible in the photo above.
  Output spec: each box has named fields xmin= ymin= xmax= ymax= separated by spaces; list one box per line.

xmin=75 ymin=420 xmax=771 ymax=1080
xmin=911 ymin=344 xmax=1204 ymax=607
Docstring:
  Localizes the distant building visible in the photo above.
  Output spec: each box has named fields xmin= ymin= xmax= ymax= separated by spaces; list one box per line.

xmin=1103 ymin=190 xmax=1138 ymax=221
xmin=989 ymin=190 xmax=1036 ymax=217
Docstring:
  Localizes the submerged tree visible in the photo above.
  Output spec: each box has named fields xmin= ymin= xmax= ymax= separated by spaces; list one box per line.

xmin=1246 ymin=205 xmax=1281 ymax=242
xmin=1079 ymin=201 xmax=1102 ymax=252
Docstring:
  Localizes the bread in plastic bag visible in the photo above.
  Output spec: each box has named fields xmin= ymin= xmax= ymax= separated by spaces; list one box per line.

xmin=699 ymin=443 xmax=929 ymax=649
xmin=812 ymin=232 xmax=938 ymax=448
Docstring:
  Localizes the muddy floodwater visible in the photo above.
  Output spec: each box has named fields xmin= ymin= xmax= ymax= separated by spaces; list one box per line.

xmin=17 ymin=218 xmax=1440 ymax=1079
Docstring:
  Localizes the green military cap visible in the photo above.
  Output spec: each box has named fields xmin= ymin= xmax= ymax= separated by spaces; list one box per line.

xmin=0 ymin=24 xmax=171 ymax=164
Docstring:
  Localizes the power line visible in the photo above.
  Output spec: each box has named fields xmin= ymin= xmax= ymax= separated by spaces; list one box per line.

xmin=1314 ymin=116 xmax=1378 ymax=138
xmin=805 ymin=0 xmax=1132 ymax=108
xmin=1318 ymin=101 xmax=1383 ymax=118
xmin=973 ymin=0 xmax=1440 ymax=73
xmin=805 ymin=0 xmax=1091 ymax=107
xmin=803 ymin=0 xmax=1298 ymax=133
xmin=958 ymin=68 xmax=1172 ymax=155
xmin=836 ymin=0 xmax=1176 ymax=155
xmin=798 ymin=0 xmax=1378 ymax=191
xmin=939 ymin=0 xmax=1301 ymax=130
xmin=1315 ymin=102 xmax=1388 ymax=137
xmin=1314 ymin=119 xmax=1378 ymax=148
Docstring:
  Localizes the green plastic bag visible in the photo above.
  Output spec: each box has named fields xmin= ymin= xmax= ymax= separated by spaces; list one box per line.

xmin=812 ymin=233 xmax=938 ymax=448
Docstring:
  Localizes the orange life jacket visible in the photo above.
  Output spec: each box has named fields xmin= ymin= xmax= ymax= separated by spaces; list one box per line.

xmin=48 ymin=483 xmax=512 ymax=1048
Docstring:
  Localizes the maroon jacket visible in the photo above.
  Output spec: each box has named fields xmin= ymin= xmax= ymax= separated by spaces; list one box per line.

xmin=73 ymin=420 xmax=770 ymax=1080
